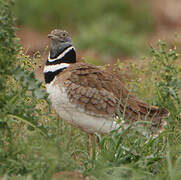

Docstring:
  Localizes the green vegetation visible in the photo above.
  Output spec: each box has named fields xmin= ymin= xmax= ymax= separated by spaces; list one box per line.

xmin=0 ymin=0 xmax=49 ymax=176
xmin=14 ymin=0 xmax=153 ymax=57
xmin=2 ymin=0 xmax=181 ymax=179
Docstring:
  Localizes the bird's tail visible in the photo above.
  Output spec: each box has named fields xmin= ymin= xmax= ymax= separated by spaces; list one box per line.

xmin=120 ymin=97 xmax=170 ymax=137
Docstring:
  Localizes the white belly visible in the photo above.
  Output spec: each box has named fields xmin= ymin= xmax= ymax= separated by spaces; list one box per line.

xmin=46 ymin=80 xmax=120 ymax=134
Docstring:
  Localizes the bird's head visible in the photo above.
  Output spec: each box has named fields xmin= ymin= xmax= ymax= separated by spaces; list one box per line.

xmin=48 ymin=29 xmax=73 ymax=49
xmin=48 ymin=29 xmax=75 ymax=60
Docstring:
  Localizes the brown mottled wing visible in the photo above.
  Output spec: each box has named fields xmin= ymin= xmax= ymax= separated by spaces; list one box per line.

xmin=58 ymin=62 xmax=169 ymax=124
xmin=61 ymin=63 xmax=119 ymax=118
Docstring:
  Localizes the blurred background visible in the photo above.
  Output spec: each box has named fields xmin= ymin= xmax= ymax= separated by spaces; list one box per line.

xmin=15 ymin=0 xmax=181 ymax=64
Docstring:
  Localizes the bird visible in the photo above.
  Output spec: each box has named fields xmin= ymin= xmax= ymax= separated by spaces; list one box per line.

xmin=44 ymin=29 xmax=169 ymax=155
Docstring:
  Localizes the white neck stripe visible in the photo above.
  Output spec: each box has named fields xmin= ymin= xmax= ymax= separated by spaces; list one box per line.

xmin=48 ymin=46 xmax=75 ymax=62
xmin=43 ymin=63 xmax=70 ymax=73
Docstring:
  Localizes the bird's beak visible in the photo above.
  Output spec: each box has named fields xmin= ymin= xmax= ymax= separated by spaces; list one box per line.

xmin=48 ymin=34 xmax=57 ymax=39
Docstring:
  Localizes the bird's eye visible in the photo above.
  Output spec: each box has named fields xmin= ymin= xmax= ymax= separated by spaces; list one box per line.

xmin=61 ymin=33 xmax=67 ymax=37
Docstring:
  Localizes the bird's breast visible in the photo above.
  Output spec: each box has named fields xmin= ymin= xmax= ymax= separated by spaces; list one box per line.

xmin=45 ymin=79 xmax=119 ymax=134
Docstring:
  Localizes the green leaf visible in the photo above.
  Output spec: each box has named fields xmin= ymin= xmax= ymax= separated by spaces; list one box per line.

xmin=34 ymin=89 xmax=47 ymax=99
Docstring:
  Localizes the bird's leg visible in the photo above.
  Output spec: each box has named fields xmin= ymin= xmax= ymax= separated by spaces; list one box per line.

xmin=87 ymin=134 xmax=90 ymax=154
xmin=89 ymin=134 xmax=95 ymax=160
xmin=88 ymin=134 xmax=102 ymax=159
xmin=96 ymin=136 xmax=102 ymax=155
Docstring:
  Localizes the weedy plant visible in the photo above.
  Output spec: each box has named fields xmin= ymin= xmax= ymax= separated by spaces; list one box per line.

xmin=0 ymin=0 xmax=49 ymax=175
xmin=150 ymin=40 xmax=181 ymax=118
